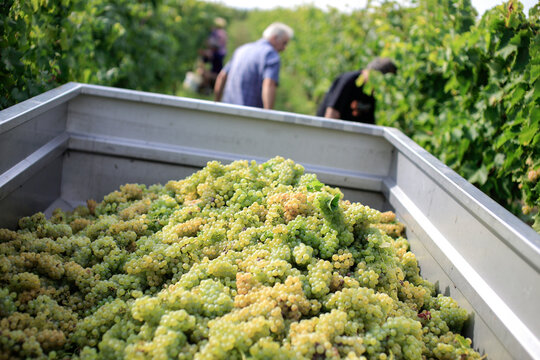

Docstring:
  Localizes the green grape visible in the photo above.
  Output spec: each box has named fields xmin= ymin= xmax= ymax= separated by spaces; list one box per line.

xmin=0 ymin=157 xmax=483 ymax=360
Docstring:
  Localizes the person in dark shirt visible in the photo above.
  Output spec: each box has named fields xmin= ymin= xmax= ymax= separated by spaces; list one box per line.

xmin=316 ymin=58 xmax=397 ymax=124
xmin=205 ymin=17 xmax=228 ymax=76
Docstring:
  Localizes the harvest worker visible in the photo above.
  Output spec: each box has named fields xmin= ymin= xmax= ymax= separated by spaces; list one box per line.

xmin=199 ymin=17 xmax=228 ymax=93
xmin=316 ymin=57 xmax=397 ymax=124
xmin=213 ymin=22 xmax=294 ymax=109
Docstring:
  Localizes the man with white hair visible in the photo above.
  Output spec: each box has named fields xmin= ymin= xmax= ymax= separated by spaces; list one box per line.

xmin=214 ymin=22 xmax=294 ymax=109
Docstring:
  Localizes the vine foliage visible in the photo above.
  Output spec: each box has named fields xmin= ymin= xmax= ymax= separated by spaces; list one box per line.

xmin=1 ymin=0 xmax=229 ymax=109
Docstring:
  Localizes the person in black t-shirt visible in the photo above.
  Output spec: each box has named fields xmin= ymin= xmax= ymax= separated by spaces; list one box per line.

xmin=316 ymin=58 xmax=397 ymax=124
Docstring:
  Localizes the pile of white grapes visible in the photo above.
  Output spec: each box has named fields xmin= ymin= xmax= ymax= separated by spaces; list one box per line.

xmin=0 ymin=157 xmax=483 ymax=359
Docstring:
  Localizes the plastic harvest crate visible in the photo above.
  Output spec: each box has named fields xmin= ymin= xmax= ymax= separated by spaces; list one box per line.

xmin=1 ymin=83 xmax=539 ymax=359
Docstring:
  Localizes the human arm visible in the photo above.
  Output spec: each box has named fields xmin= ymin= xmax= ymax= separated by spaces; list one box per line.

xmin=323 ymin=107 xmax=340 ymax=119
xmin=260 ymin=47 xmax=281 ymax=109
xmin=213 ymin=70 xmax=227 ymax=102
xmin=261 ymin=78 xmax=277 ymax=109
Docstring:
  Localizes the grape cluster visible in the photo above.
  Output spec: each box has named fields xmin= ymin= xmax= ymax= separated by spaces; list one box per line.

xmin=0 ymin=156 xmax=484 ymax=359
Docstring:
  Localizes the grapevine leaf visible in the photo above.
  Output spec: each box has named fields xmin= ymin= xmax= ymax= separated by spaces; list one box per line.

xmin=519 ymin=122 xmax=538 ymax=146
xmin=328 ymin=194 xmax=340 ymax=212
xmin=529 ymin=106 xmax=540 ymax=125
xmin=444 ymin=75 xmax=460 ymax=94
xmin=533 ymin=80 xmax=540 ymax=101
xmin=484 ymin=84 xmax=504 ymax=106
xmin=496 ymin=43 xmax=518 ymax=60
xmin=507 ymin=85 xmax=526 ymax=109
xmin=532 ymin=132 xmax=540 ymax=147
xmin=307 ymin=180 xmax=323 ymax=192
xmin=531 ymin=65 xmax=540 ymax=83
xmin=494 ymin=153 xmax=505 ymax=167
xmin=469 ymin=165 xmax=489 ymax=186
xmin=30 ymin=0 xmax=39 ymax=12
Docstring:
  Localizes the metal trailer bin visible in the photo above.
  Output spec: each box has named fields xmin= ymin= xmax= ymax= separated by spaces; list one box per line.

xmin=0 ymin=82 xmax=539 ymax=359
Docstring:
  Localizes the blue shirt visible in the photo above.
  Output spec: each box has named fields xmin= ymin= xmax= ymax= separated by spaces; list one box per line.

xmin=222 ymin=39 xmax=281 ymax=108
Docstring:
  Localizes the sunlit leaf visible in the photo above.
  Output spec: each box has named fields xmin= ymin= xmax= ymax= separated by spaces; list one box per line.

xmin=469 ymin=165 xmax=489 ymax=185
xmin=328 ymin=194 xmax=340 ymax=212
xmin=519 ymin=122 xmax=538 ymax=146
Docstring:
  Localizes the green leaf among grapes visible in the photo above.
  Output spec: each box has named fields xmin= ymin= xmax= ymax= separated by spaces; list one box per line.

xmin=307 ymin=180 xmax=323 ymax=192
xmin=328 ymin=194 xmax=340 ymax=212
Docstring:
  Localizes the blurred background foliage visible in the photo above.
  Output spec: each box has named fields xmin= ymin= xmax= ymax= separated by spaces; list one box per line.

xmin=1 ymin=0 xmax=233 ymax=106
xmin=1 ymin=0 xmax=538 ymax=231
